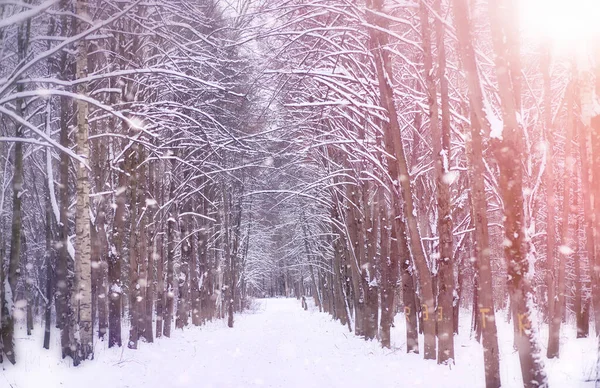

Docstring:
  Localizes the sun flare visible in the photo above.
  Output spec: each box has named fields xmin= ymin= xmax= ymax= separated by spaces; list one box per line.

xmin=520 ymin=0 xmax=600 ymax=50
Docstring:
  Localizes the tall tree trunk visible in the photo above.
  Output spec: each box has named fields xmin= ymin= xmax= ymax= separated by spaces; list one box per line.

xmin=379 ymin=189 xmax=397 ymax=348
xmin=53 ymin=0 xmax=74 ymax=358
xmin=366 ymin=0 xmax=436 ymax=359
xmin=542 ymin=45 xmax=559 ymax=357
xmin=549 ymin=81 xmax=575 ymax=358
xmin=345 ymin=185 xmax=364 ymax=336
xmin=190 ymin=202 xmax=201 ymax=326
xmin=24 ymin=237 xmax=33 ymax=336
xmin=199 ymin=199 xmax=209 ymax=324
xmin=176 ymin=213 xmax=191 ymax=329
xmin=164 ymin=163 xmax=177 ymax=338
xmin=362 ymin=182 xmax=379 ymax=340
xmin=107 ymin=91 xmax=124 ymax=349
xmin=155 ymin=163 xmax=166 ymax=338
xmin=399 ymin=215 xmax=419 ymax=354
xmin=137 ymin=151 xmax=149 ymax=342
xmin=108 ymin=178 xmax=124 ymax=348
xmin=43 ymin=173 xmax=53 ymax=350
xmin=488 ymin=0 xmax=547 ymax=384
xmin=451 ymin=1 xmax=503 ymax=385
xmin=0 ymin=241 xmax=5 ymax=364
xmin=222 ymin=186 xmax=235 ymax=328
xmin=585 ymin=56 xmax=600 ymax=386
xmin=95 ymin=204 xmax=109 ymax=340
xmin=143 ymin=161 xmax=156 ymax=343
xmin=330 ymin=206 xmax=350 ymax=328
xmin=72 ymin=0 xmax=93 ymax=362
xmin=1 ymin=12 xmax=31 ymax=364
xmin=581 ymin=63 xmax=600 ymax=341
xmin=420 ymin=0 xmax=455 ymax=363
xmin=574 ymin=169 xmax=589 ymax=338
xmin=56 ymin=87 xmax=72 ymax=358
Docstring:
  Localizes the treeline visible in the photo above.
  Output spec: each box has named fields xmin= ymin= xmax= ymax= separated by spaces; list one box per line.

xmin=258 ymin=1 xmax=599 ymax=388
xmin=0 ymin=0 xmax=269 ymax=366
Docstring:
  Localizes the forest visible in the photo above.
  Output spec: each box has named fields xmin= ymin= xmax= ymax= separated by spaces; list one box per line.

xmin=1 ymin=0 xmax=600 ymax=387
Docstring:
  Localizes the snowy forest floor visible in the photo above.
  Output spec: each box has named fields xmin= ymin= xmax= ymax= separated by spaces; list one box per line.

xmin=2 ymin=298 xmax=597 ymax=388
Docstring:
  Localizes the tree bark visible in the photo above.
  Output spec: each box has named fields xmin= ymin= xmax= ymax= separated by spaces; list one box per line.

xmin=43 ymin=172 xmax=54 ymax=350
xmin=176 ymin=212 xmax=191 ymax=329
xmin=72 ymin=0 xmax=93 ymax=362
xmin=164 ymin=162 xmax=177 ymax=338
xmin=450 ymin=0 xmax=504 ymax=385
xmin=366 ymin=0 xmax=437 ymax=359
xmin=420 ymin=0 xmax=455 ymax=363
xmin=549 ymin=81 xmax=575 ymax=358
xmin=542 ymin=45 xmax=559 ymax=358
xmin=379 ymin=189 xmax=397 ymax=348
xmin=488 ymin=0 xmax=547 ymax=384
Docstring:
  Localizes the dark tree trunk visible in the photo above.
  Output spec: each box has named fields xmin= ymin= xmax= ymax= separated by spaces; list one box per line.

xmin=366 ymin=0 xmax=436 ymax=358
xmin=488 ymin=0 xmax=547 ymax=384
xmin=451 ymin=0 xmax=503 ymax=385
xmin=43 ymin=181 xmax=53 ymax=350
xmin=420 ymin=0 xmax=455 ymax=363
xmin=379 ymin=191 xmax=398 ymax=348
xmin=164 ymin=164 xmax=177 ymax=338
xmin=399 ymin=217 xmax=419 ymax=354
xmin=176 ymin=214 xmax=191 ymax=330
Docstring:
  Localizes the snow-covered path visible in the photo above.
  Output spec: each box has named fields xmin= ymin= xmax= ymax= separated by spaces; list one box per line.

xmin=3 ymin=298 xmax=597 ymax=388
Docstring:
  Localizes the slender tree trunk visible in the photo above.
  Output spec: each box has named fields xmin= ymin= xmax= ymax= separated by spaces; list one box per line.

xmin=199 ymin=216 xmax=209 ymax=323
xmin=488 ymin=0 xmax=547 ymax=384
xmin=366 ymin=0 xmax=436 ymax=359
xmin=581 ymin=63 xmax=600 ymax=339
xmin=542 ymin=45 xmax=559 ymax=357
xmin=587 ymin=63 xmax=600 ymax=387
xmin=108 ymin=163 xmax=125 ymax=348
xmin=330 ymin=206 xmax=349 ymax=328
xmin=1 ymin=14 xmax=30 ymax=364
xmin=164 ymin=164 xmax=177 ymax=338
xmin=95 ymin=204 xmax=109 ymax=340
xmin=420 ymin=0 xmax=455 ymax=363
xmin=72 ymin=0 xmax=93 ymax=362
xmin=143 ymin=162 xmax=156 ymax=343
xmin=0 ymin=242 xmax=5 ymax=364
xmin=127 ymin=148 xmax=140 ymax=349
xmin=574 ymin=169 xmax=588 ymax=338
xmin=222 ymin=186 xmax=235 ymax=328
xmin=345 ymin=185 xmax=364 ymax=336
xmin=451 ymin=1 xmax=503 ymax=385
xmin=549 ymin=81 xmax=575 ymax=358
xmin=191 ymin=205 xmax=201 ymax=326
xmin=43 ymin=175 xmax=53 ymax=350
xmin=379 ymin=189 xmax=397 ymax=348
xmin=137 ymin=152 xmax=148 ymax=342
xmin=362 ymin=182 xmax=379 ymax=340
xmin=91 ymin=219 xmax=99 ymax=341
xmin=399 ymin=217 xmax=419 ymax=353
xmin=155 ymin=163 xmax=166 ymax=338
xmin=24 ymin=239 xmax=33 ymax=336
xmin=57 ymin=86 xmax=72 ymax=358
xmin=176 ymin=213 xmax=191 ymax=329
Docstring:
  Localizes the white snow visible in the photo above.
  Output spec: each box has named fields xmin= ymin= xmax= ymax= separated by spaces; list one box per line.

xmin=2 ymin=298 xmax=596 ymax=388
xmin=558 ymin=245 xmax=574 ymax=255
xmin=484 ymin=100 xmax=504 ymax=140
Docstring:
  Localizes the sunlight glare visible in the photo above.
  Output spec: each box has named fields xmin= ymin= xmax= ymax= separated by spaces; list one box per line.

xmin=520 ymin=0 xmax=600 ymax=51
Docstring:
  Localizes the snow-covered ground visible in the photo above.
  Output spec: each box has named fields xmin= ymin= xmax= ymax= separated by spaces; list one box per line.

xmin=2 ymin=298 xmax=597 ymax=387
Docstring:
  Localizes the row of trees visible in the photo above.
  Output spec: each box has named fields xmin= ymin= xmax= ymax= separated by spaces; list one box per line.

xmin=253 ymin=1 xmax=600 ymax=387
xmin=0 ymin=0 xmax=271 ymax=366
